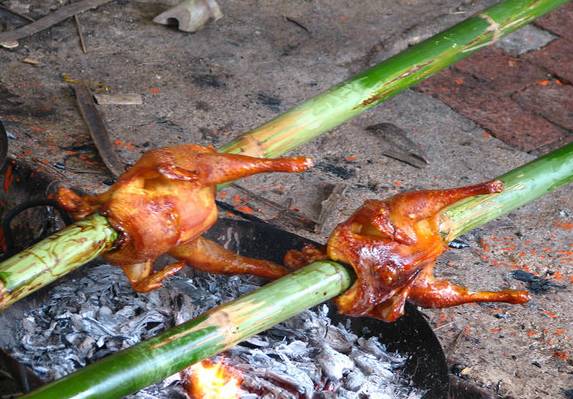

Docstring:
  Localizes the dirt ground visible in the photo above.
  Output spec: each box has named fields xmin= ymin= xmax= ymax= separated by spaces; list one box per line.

xmin=1 ymin=1 xmax=572 ymax=398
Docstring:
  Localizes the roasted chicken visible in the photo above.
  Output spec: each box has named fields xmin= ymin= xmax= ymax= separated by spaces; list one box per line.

xmin=57 ymin=144 xmax=312 ymax=292
xmin=285 ymin=180 xmax=529 ymax=322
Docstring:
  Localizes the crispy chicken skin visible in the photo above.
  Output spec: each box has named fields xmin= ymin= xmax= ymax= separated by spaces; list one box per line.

xmin=57 ymin=144 xmax=312 ymax=292
xmin=285 ymin=180 xmax=529 ymax=322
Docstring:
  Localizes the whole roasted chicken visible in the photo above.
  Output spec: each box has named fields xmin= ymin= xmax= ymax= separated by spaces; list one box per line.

xmin=57 ymin=144 xmax=312 ymax=292
xmin=285 ymin=180 xmax=529 ymax=322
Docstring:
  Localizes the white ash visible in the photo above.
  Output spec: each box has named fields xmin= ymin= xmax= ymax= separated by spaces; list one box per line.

xmin=8 ymin=264 xmax=423 ymax=399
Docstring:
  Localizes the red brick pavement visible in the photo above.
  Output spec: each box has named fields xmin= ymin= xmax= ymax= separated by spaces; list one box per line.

xmin=454 ymin=47 xmax=547 ymax=96
xmin=514 ymin=82 xmax=573 ymax=132
xmin=416 ymin=5 xmax=573 ymax=153
xmin=535 ymin=2 xmax=573 ymax=42
xmin=524 ymin=38 xmax=573 ymax=84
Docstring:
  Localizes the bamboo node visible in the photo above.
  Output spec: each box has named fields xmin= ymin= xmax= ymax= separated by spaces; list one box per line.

xmin=479 ymin=13 xmax=501 ymax=41
xmin=462 ymin=13 xmax=502 ymax=53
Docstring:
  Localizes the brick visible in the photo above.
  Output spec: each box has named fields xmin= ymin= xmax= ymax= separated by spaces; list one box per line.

xmin=454 ymin=47 xmax=548 ymax=95
xmin=525 ymin=39 xmax=573 ymax=83
xmin=513 ymin=82 xmax=573 ymax=131
xmin=535 ymin=2 xmax=573 ymax=41
xmin=417 ymin=69 xmax=567 ymax=152
xmin=529 ymin=135 xmax=573 ymax=157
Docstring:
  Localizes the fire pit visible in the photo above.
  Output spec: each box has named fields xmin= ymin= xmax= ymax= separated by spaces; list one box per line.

xmin=0 ymin=212 xmax=448 ymax=398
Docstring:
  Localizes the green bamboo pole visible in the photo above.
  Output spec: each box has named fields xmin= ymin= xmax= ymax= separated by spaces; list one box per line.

xmin=21 ymin=141 xmax=573 ymax=399
xmin=440 ymin=141 xmax=573 ymax=240
xmin=0 ymin=0 xmax=569 ymax=308
xmin=21 ymin=261 xmax=353 ymax=399
xmin=220 ymin=0 xmax=570 ymax=158
xmin=0 ymin=215 xmax=117 ymax=309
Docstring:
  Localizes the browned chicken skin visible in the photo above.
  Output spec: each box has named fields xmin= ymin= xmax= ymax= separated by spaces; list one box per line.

xmin=57 ymin=144 xmax=312 ymax=292
xmin=285 ymin=180 xmax=529 ymax=322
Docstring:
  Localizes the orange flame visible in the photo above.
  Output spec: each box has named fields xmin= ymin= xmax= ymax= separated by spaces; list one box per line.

xmin=186 ymin=360 xmax=242 ymax=399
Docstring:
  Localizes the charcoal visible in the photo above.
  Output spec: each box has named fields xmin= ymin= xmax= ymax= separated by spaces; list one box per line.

xmin=258 ymin=369 xmax=310 ymax=395
xmin=273 ymin=340 xmax=309 ymax=359
xmin=7 ymin=264 xmax=423 ymax=398
xmin=316 ymin=343 xmax=355 ymax=380
xmin=344 ymin=369 xmax=365 ymax=392
xmin=243 ymin=335 xmax=270 ymax=348
xmin=324 ymin=325 xmax=354 ymax=353
xmin=336 ymin=387 xmax=359 ymax=398
xmin=240 ymin=372 xmax=297 ymax=399
xmin=357 ymin=336 xmax=405 ymax=366
xmin=293 ymin=361 xmax=322 ymax=385
xmin=350 ymin=348 xmax=394 ymax=378
xmin=280 ymin=363 xmax=315 ymax=395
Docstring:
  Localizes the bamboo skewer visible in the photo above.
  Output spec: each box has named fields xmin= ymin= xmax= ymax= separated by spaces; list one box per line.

xmin=0 ymin=215 xmax=117 ymax=309
xmin=440 ymin=141 xmax=573 ymax=239
xmin=0 ymin=0 xmax=567 ymax=310
xmin=219 ymin=0 xmax=571 ymax=158
xmin=21 ymin=141 xmax=573 ymax=399
xmin=22 ymin=261 xmax=354 ymax=399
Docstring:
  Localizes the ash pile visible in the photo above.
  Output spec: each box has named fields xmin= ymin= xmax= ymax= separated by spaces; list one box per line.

xmin=9 ymin=264 xmax=423 ymax=399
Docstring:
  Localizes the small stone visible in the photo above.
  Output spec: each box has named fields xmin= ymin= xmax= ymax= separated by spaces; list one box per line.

xmin=495 ymin=25 xmax=556 ymax=56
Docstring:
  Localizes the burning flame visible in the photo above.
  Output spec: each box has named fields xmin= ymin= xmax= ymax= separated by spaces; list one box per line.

xmin=186 ymin=359 xmax=242 ymax=399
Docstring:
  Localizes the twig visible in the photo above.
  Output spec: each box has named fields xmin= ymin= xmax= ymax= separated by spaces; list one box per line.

xmin=74 ymin=14 xmax=87 ymax=54
xmin=283 ymin=16 xmax=310 ymax=34
xmin=433 ymin=321 xmax=455 ymax=331
xmin=230 ymin=183 xmax=317 ymax=230
xmin=0 ymin=3 xmax=35 ymax=22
